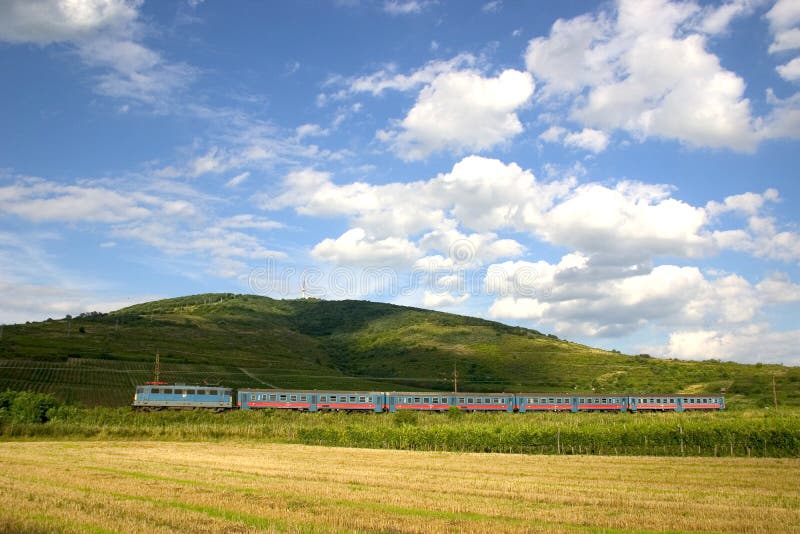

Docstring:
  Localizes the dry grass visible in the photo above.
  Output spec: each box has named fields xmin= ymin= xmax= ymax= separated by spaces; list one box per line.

xmin=0 ymin=441 xmax=798 ymax=533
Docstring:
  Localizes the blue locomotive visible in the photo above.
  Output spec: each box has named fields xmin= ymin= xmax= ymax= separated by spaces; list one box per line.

xmin=133 ymin=384 xmax=725 ymax=413
xmin=132 ymin=384 xmax=233 ymax=411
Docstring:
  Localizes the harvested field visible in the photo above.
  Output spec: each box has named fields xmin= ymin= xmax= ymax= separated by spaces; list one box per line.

xmin=0 ymin=441 xmax=798 ymax=533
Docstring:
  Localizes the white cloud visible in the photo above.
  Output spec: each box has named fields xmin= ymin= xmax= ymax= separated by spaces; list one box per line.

xmin=422 ymin=290 xmax=469 ymax=307
xmin=756 ymin=272 xmax=800 ymax=303
xmin=487 ymin=257 xmax=794 ymax=341
xmin=383 ymin=0 xmax=433 ymax=15
xmin=538 ymin=125 xmax=566 ymax=143
xmin=526 ymin=0 xmax=761 ymax=151
xmin=418 ymin=223 xmax=525 ymax=266
xmin=0 ymin=178 xmax=151 ymax=223
xmin=713 ymin=215 xmax=800 ymax=262
xmin=766 ymin=0 xmax=800 ymax=85
xmin=482 ymin=1 xmax=502 ymax=14
xmin=777 ymin=56 xmax=800 ymax=81
xmin=696 ymin=0 xmax=761 ymax=35
xmin=0 ymin=0 xmax=138 ymax=44
xmin=339 ymin=54 xmax=476 ymax=97
xmin=563 ymin=128 xmax=610 ymax=153
xmin=766 ymin=0 xmax=800 ymax=36
xmin=262 ymin=156 xmax=796 ymax=271
xmin=225 ymin=171 xmax=250 ymax=188
xmin=380 ymin=68 xmax=534 ymax=160
xmin=332 ymin=56 xmax=533 ymax=160
xmin=217 ymin=214 xmax=283 ymax=231
xmin=769 ymin=27 xmax=800 ymax=53
xmin=295 ymin=123 xmax=329 ymax=139
xmin=706 ymin=188 xmax=780 ymax=217
xmin=540 ymin=181 xmax=710 ymax=261
xmin=78 ymin=37 xmax=195 ymax=104
xmin=0 ymin=0 xmax=193 ymax=105
xmin=663 ymin=325 xmax=800 ymax=364
xmin=311 ymin=227 xmax=420 ymax=266
xmin=0 ymin=279 xmax=159 ymax=324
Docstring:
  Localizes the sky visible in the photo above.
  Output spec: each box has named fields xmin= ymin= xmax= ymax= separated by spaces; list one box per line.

xmin=1 ymin=0 xmax=799 ymax=365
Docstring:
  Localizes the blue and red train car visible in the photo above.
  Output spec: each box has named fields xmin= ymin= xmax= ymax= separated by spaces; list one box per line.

xmin=133 ymin=384 xmax=725 ymax=413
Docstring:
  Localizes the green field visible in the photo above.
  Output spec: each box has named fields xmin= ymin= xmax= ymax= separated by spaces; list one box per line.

xmin=1 ymin=293 xmax=798 ymax=409
xmin=1 ymin=441 xmax=798 ymax=533
xmin=2 ymin=396 xmax=798 ymax=457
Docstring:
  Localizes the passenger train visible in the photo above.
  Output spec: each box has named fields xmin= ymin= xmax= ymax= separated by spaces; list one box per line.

xmin=132 ymin=384 xmax=725 ymax=413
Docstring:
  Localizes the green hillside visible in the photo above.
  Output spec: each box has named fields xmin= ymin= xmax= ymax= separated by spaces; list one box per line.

xmin=0 ymin=293 xmax=797 ymax=408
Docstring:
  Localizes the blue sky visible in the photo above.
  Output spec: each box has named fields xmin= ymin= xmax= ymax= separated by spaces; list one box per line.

xmin=1 ymin=0 xmax=799 ymax=364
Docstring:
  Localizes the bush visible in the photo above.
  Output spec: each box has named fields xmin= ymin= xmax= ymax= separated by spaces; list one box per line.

xmin=0 ymin=390 xmax=61 ymax=424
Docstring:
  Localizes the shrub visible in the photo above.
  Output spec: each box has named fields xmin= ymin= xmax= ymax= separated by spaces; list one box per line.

xmin=0 ymin=390 xmax=61 ymax=424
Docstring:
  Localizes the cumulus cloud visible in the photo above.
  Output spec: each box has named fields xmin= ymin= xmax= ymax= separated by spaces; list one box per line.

xmin=777 ymin=56 xmax=800 ymax=81
xmin=263 ymin=155 xmax=797 ymax=271
xmin=379 ymin=69 xmax=534 ymax=160
xmin=538 ymin=126 xmax=610 ymax=153
xmin=422 ymin=290 xmax=469 ymax=307
xmin=0 ymin=0 xmax=138 ymax=44
xmin=327 ymin=55 xmax=534 ymax=159
xmin=0 ymin=0 xmax=193 ymax=105
xmin=487 ymin=255 xmax=796 ymax=341
xmin=662 ymin=325 xmax=800 ymax=364
xmin=767 ymin=0 xmax=800 ymax=60
xmin=311 ymin=228 xmax=420 ymax=266
xmin=696 ymin=0 xmax=761 ymax=35
xmin=525 ymin=0 xmax=766 ymax=150
xmin=540 ymin=182 xmax=710 ymax=262
xmin=563 ymin=128 xmax=610 ymax=153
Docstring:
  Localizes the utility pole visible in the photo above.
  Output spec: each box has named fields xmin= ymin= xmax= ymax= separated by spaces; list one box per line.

xmin=772 ymin=373 xmax=778 ymax=410
xmin=452 ymin=361 xmax=458 ymax=393
xmin=153 ymin=351 xmax=161 ymax=384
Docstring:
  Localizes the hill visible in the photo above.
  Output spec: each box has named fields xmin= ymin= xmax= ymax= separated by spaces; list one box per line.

xmin=0 ymin=293 xmax=797 ymax=407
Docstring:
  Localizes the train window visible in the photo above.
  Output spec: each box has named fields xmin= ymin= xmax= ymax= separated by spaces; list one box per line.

xmin=163 ymin=389 xmax=173 ymax=394
xmin=279 ymin=395 xmax=287 ymax=401
xmin=423 ymin=397 xmax=429 ymax=403
xmin=359 ymin=396 xmax=366 ymax=403
xmin=186 ymin=390 xmax=195 ymax=395
xmin=197 ymin=390 xmax=205 ymax=395
xmin=290 ymin=395 xmax=297 ymax=402
xmin=151 ymin=388 xmax=160 ymax=394
xmin=209 ymin=390 xmax=217 ymax=396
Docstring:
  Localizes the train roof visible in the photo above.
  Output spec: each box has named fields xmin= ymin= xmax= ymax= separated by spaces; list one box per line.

xmin=237 ymin=388 xmax=383 ymax=394
xmin=136 ymin=384 xmax=232 ymax=389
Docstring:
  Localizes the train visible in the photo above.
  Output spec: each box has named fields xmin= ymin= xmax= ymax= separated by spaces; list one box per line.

xmin=132 ymin=384 xmax=725 ymax=413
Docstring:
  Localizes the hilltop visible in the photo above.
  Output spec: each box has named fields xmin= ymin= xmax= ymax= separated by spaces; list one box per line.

xmin=0 ymin=293 xmax=797 ymax=407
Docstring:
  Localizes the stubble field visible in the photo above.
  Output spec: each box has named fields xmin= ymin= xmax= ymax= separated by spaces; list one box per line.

xmin=0 ymin=441 xmax=798 ymax=533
